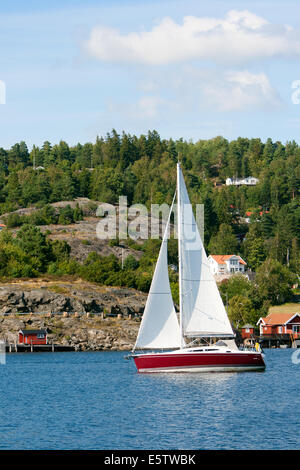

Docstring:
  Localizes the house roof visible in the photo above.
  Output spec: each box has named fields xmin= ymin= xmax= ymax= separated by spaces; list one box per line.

xmin=19 ymin=329 xmax=47 ymax=335
xmin=245 ymin=210 xmax=269 ymax=217
xmin=242 ymin=324 xmax=254 ymax=329
xmin=209 ymin=255 xmax=247 ymax=265
xmin=258 ymin=313 xmax=300 ymax=326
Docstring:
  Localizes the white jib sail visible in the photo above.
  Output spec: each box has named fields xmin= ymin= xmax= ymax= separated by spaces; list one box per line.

xmin=133 ymin=198 xmax=181 ymax=350
xmin=178 ymin=165 xmax=234 ymax=338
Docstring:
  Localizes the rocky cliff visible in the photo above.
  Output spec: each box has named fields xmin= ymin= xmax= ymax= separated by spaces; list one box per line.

xmin=0 ymin=198 xmax=151 ymax=350
xmin=0 ymin=279 xmax=146 ymax=315
xmin=0 ymin=313 xmax=141 ymax=351
xmin=0 ymin=279 xmax=147 ymax=350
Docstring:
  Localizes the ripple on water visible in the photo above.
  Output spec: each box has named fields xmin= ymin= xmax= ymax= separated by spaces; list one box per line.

xmin=0 ymin=349 xmax=298 ymax=449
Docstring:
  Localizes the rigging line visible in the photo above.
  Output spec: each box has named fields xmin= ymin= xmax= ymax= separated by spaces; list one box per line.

xmin=159 ymin=189 xmax=177 ymax=242
xmin=144 ymin=191 xmax=177 ymax=298
xmin=192 ymin=307 xmax=228 ymax=325
xmin=202 ymin=263 xmax=212 ymax=269
xmin=181 ymin=260 xmax=213 ymax=274
xmin=184 ymin=262 xmax=212 ymax=270
xmin=182 ymin=287 xmax=193 ymax=296
xmin=148 ymin=292 xmax=175 ymax=295
xmin=182 ymin=263 xmax=212 ymax=271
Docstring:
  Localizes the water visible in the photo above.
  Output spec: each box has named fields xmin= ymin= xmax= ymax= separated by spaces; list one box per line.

xmin=0 ymin=349 xmax=299 ymax=449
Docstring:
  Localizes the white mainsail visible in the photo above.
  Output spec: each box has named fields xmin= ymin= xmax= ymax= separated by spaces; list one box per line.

xmin=133 ymin=197 xmax=181 ymax=350
xmin=177 ymin=164 xmax=234 ymax=338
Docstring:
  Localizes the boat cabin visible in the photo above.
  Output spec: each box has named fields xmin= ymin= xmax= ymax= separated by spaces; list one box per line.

xmin=18 ymin=329 xmax=47 ymax=345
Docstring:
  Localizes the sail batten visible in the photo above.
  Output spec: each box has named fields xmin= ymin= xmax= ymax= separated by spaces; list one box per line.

xmin=185 ymin=333 xmax=235 ymax=338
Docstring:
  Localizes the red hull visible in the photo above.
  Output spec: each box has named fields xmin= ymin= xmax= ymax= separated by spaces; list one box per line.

xmin=133 ymin=351 xmax=265 ymax=373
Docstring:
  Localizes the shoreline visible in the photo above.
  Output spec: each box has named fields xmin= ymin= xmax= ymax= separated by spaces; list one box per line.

xmin=0 ymin=314 xmax=140 ymax=352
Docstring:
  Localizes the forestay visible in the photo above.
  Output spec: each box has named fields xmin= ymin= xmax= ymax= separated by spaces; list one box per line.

xmin=133 ymin=198 xmax=181 ymax=350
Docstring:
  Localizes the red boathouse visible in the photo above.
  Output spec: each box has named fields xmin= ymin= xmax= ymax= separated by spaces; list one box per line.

xmin=18 ymin=329 xmax=47 ymax=345
xmin=241 ymin=324 xmax=255 ymax=339
xmin=257 ymin=313 xmax=300 ymax=338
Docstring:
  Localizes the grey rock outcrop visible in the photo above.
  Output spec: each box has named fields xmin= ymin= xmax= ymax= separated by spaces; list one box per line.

xmin=0 ymin=313 xmax=141 ymax=351
xmin=0 ymin=282 xmax=146 ymax=316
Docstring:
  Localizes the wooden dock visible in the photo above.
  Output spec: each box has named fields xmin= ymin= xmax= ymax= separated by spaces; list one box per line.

xmin=6 ymin=343 xmax=75 ymax=352
xmin=244 ymin=334 xmax=298 ymax=349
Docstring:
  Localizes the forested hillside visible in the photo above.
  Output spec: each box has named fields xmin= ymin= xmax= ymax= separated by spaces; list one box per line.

xmin=0 ymin=130 xmax=299 ymax=324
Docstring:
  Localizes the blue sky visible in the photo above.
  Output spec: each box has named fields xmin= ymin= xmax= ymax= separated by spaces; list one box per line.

xmin=1 ymin=0 xmax=300 ymax=149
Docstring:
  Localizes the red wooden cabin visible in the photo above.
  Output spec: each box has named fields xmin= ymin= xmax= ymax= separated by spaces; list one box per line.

xmin=257 ymin=313 xmax=300 ymax=338
xmin=18 ymin=329 xmax=47 ymax=345
xmin=241 ymin=324 xmax=255 ymax=339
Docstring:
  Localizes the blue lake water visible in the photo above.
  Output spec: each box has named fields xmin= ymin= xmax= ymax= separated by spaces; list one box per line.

xmin=0 ymin=349 xmax=299 ymax=450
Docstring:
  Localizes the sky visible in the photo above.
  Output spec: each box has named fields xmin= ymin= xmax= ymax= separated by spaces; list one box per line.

xmin=1 ymin=0 xmax=300 ymax=149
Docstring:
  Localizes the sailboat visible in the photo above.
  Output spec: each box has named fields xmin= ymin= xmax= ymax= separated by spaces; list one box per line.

xmin=131 ymin=163 xmax=266 ymax=373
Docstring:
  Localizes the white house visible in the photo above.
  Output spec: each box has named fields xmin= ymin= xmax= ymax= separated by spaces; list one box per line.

xmin=226 ymin=177 xmax=259 ymax=186
xmin=208 ymin=255 xmax=247 ymax=276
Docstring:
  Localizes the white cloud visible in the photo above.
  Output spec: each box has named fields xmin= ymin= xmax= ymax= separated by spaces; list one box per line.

xmin=130 ymin=67 xmax=282 ymax=113
xmin=105 ymin=68 xmax=281 ymax=126
xmin=84 ymin=10 xmax=300 ymax=65
xmin=203 ymin=70 xmax=282 ymax=111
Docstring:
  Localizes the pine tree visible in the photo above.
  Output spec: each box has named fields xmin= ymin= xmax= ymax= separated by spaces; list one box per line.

xmin=208 ymin=223 xmax=238 ymax=254
xmin=42 ymin=141 xmax=53 ymax=167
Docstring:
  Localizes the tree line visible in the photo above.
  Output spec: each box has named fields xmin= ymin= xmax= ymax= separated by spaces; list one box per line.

xmin=0 ymin=130 xmax=299 ymax=270
xmin=0 ymin=130 xmax=299 ymax=324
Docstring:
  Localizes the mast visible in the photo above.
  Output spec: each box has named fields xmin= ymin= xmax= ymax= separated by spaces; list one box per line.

xmin=177 ymin=162 xmax=185 ymax=349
